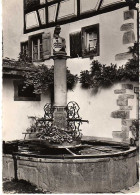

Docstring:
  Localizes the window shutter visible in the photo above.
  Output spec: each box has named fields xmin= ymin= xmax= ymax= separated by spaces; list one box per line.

xmin=20 ymin=43 xmax=23 ymax=53
xmin=42 ymin=32 xmax=51 ymax=60
xmin=70 ymin=31 xmax=82 ymax=58
xmin=28 ymin=36 xmax=32 ymax=61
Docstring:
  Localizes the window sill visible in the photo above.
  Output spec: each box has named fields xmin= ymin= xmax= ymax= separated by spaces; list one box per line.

xmin=82 ymin=52 xmax=99 ymax=58
xmin=32 ymin=59 xmax=44 ymax=62
xmin=14 ymin=95 xmax=41 ymax=101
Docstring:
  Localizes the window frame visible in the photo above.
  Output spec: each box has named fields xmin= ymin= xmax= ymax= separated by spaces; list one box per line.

xmin=20 ymin=41 xmax=29 ymax=55
xmin=31 ymin=33 xmax=43 ymax=62
xmin=24 ymin=0 xmax=128 ymax=34
xmin=81 ymin=23 xmax=100 ymax=58
xmin=14 ymin=80 xmax=41 ymax=101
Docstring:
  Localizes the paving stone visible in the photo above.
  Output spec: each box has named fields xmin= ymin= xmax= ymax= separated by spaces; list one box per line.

xmin=114 ymin=89 xmax=126 ymax=94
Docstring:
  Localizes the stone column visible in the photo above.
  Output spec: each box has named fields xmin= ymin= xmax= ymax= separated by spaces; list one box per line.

xmin=53 ymin=55 xmax=68 ymax=129
xmin=54 ymin=56 xmax=67 ymax=107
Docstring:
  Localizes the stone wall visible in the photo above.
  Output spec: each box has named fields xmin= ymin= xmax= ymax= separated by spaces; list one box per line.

xmin=3 ymin=148 xmax=138 ymax=193
xmin=111 ymin=83 xmax=138 ymax=142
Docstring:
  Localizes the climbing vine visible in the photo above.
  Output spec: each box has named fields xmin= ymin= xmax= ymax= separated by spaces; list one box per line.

xmin=79 ymin=42 xmax=139 ymax=90
xmin=130 ymin=119 xmax=139 ymax=146
xmin=23 ymin=64 xmax=78 ymax=94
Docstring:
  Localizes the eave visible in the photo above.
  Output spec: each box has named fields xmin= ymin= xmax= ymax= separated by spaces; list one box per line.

xmin=24 ymin=0 xmax=135 ymax=34
xmin=2 ymin=59 xmax=36 ymax=79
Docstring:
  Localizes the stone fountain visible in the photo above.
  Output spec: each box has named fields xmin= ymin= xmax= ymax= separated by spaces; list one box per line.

xmin=3 ymin=25 xmax=138 ymax=193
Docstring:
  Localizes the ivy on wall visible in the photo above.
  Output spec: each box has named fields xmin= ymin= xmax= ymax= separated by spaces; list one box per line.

xmin=3 ymin=55 xmax=78 ymax=94
xmin=23 ymin=64 xmax=78 ymax=94
xmin=79 ymin=42 xmax=139 ymax=90
xmin=130 ymin=119 xmax=139 ymax=146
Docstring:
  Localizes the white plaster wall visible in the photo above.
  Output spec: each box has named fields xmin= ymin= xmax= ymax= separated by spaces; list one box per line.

xmin=3 ymin=0 xmax=23 ymax=59
xmin=3 ymin=1 xmax=137 ymax=67
xmin=3 ymin=78 xmax=138 ymax=141
xmin=2 ymin=1 xmax=138 ymax=141
xmin=18 ymin=6 xmax=137 ymax=69
xmin=67 ymin=82 xmax=138 ymax=138
xmin=2 ymin=79 xmax=51 ymax=141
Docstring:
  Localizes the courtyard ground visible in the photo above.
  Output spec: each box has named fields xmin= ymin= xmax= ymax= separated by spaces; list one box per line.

xmin=2 ymin=178 xmax=51 ymax=194
xmin=2 ymin=178 xmax=139 ymax=194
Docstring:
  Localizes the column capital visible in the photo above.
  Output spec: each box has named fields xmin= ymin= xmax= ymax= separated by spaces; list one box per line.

xmin=50 ymin=55 xmax=71 ymax=60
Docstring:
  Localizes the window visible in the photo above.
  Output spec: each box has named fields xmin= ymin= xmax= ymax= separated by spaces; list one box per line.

xmin=70 ymin=31 xmax=82 ymax=58
xmin=26 ymin=33 xmax=51 ymax=62
xmin=32 ymin=35 xmax=43 ymax=61
xmin=14 ymin=80 xmax=41 ymax=101
xmin=82 ymin=24 xmax=99 ymax=57
xmin=24 ymin=0 xmax=40 ymax=11
xmin=70 ymin=24 xmax=99 ymax=58
xmin=21 ymin=41 xmax=28 ymax=55
xmin=26 ymin=11 xmax=39 ymax=29
xmin=47 ymin=0 xmax=56 ymax=2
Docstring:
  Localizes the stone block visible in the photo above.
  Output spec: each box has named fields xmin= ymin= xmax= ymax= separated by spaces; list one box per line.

xmin=134 ymin=87 xmax=139 ymax=94
xmin=121 ymin=125 xmax=130 ymax=140
xmin=113 ymin=129 xmax=129 ymax=141
xmin=122 ymin=84 xmax=133 ymax=90
xmin=111 ymin=110 xmax=129 ymax=119
xmin=121 ymin=130 xmax=129 ymax=140
xmin=123 ymin=30 xmax=135 ymax=45
xmin=117 ymin=99 xmax=128 ymax=106
xmin=53 ymin=108 xmax=67 ymax=129
xmin=118 ymin=95 xmax=125 ymax=100
xmin=115 ymin=52 xmax=132 ymax=61
xmin=120 ymin=23 xmax=134 ymax=31
xmin=125 ymin=94 xmax=134 ymax=99
xmin=120 ymin=106 xmax=132 ymax=110
xmin=112 ymin=131 xmax=122 ymax=139
xmin=118 ymin=94 xmax=134 ymax=99
xmin=124 ymin=10 xmax=134 ymax=20
xmin=3 ymin=150 xmax=138 ymax=193
xmin=122 ymin=119 xmax=133 ymax=127
xmin=123 ymin=30 xmax=135 ymax=44
xmin=114 ymin=89 xmax=126 ymax=94
xmin=122 ymin=125 xmax=129 ymax=132
xmin=3 ymin=155 xmax=15 ymax=180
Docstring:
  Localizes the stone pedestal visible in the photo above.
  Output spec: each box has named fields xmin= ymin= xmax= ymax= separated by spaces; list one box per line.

xmin=53 ymin=107 xmax=67 ymax=129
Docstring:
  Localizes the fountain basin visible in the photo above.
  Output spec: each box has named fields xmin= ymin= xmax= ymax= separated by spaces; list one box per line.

xmin=3 ymin=140 xmax=138 ymax=193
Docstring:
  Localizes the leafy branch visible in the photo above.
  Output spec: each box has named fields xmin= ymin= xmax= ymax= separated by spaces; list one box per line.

xmin=80 ymin=42 xmax=139 ymax=89
xmin=23 ymin=64 xmax=78 ymax=94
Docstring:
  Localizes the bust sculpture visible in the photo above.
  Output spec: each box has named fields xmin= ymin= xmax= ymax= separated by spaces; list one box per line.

xmin=52 ymin=25 xmax=66 ymax=56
